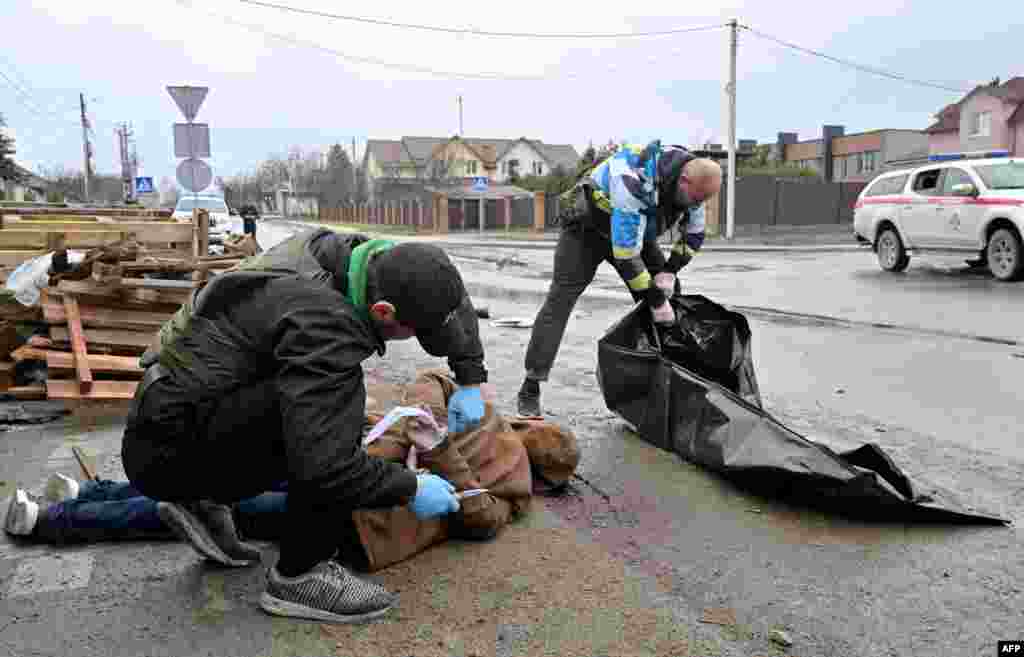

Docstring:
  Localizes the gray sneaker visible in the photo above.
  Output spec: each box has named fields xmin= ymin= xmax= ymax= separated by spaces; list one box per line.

xmin=157 ymin=500 xmax=262 ymax=567
xmin=260 ymin=560 xmax=396 ymax=623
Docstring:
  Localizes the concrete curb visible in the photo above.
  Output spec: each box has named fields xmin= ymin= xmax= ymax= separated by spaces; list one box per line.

xmin=421 ymin=239 xmax=862 ymax=254
xmin=465 ymin=274 xmax=1024 ymax=347
xmin=265 ymin=220 xmax=861 ymax=254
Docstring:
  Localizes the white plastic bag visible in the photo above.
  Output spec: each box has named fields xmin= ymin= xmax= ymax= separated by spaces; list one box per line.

xmin=363 ymin=405 xmax=446 ymax=451
xmin=4 ymin=251 xmax=86 ymax=307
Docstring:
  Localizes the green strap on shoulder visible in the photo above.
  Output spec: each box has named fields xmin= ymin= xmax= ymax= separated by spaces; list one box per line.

xmin=346 ymin=238 xmax=395 ymax=316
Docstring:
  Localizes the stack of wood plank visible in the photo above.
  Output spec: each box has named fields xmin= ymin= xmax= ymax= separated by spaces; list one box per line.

xmin=0 ymin=207 xmax=197 ymax=277
xmin=0 ymin=209 xmax=261 ymax=402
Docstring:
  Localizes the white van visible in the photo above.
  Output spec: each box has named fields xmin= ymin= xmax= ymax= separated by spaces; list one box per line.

xmin=853 ymin=151 xmax=1024 ymax=281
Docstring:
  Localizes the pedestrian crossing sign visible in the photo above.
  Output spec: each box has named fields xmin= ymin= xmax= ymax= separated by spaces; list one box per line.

xmin=135 ymin=177 xmax=155 ymax=194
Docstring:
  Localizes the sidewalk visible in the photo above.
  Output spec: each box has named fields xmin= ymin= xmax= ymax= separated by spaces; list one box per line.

xmin=268 ymin=219 xmax=862 ymax=253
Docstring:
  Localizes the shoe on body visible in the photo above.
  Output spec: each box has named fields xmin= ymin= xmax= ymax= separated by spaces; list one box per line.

xmin=516 ymin=378 xmax=542 ymax=418
xmin=44 ymin=473 xmax=80 ymax=503
xmin=5 ymin=489 xmax=40 ymax=536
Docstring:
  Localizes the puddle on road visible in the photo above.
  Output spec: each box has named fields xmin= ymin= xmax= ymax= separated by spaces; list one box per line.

xmin=690 ymin=264 xmax=765 ymax=273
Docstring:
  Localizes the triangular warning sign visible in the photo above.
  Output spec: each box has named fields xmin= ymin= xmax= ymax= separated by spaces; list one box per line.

xmin=167 ymin=86 xmax=209 ymax=122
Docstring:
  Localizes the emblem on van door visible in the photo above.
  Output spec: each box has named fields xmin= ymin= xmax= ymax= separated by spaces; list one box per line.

xmin=949 ymin=213 xmax=961 ymax=231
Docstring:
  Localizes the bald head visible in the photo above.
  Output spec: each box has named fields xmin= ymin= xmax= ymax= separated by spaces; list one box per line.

xmin=678 ymin=158 xmax=722 ymax=205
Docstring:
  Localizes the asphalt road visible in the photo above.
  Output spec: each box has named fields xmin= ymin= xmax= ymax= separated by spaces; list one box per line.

xmin=1 ymin=225 xmax=1021 ymax=656
xmin=449 ymin=245 xmax=1024 ymax=462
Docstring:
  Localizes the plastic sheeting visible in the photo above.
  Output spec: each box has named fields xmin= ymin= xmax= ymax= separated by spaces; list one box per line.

xmin=597 ymin=295 xmax=1007 ymax=525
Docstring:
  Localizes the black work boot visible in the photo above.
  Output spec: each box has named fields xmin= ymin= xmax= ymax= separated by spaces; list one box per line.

xmin=516 ymin=379 xmax=542 ymax=418
xmin=157 ymin=500 xmax=263 ymax=567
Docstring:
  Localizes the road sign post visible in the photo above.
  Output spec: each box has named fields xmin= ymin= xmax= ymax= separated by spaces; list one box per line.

xmin=168 ymin=85 xmax=212 ymax=211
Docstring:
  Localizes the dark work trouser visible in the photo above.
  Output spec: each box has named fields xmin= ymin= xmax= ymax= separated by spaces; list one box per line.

xmin=523 ymin=221 xmax=667 ymax=382
xmin=121 ymin=376 xmax=360 ymax=575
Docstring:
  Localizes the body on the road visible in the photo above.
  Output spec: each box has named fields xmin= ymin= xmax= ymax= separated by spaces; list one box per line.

xmin=120 ymin=228 xmax=488 ymax=624
xmin=517 ymin=141 xmax=722 ymax=417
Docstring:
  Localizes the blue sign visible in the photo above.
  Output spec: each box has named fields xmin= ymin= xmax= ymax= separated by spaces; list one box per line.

xmin=135 ymin=177 xmax=155 ymax=194
xmin=471 ymin=176 xmax=488 ymax=192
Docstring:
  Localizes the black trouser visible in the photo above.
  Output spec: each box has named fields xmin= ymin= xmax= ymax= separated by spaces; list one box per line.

xmin=122 ymin=375 xmax=359 ymax=574
xmin=523 ymin=221 xmax=667 ymax=382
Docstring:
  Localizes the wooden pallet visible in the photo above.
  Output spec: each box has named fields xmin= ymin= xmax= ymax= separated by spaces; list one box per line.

xmin=0 ymin=210 xmax=253 ymax=402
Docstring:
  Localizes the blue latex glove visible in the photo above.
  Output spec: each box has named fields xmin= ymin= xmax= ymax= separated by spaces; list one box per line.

xmin=448 ymin=386 xmax=484 ymax=434
xmin=410 ymin=473 xmax=460 ymax=519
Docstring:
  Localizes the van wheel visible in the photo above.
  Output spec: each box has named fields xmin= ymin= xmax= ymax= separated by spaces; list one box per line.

xmin=876 ymin=227 xmax=909 ymax=272
xmin=986 ymin=227 xmax=1023 ymax=281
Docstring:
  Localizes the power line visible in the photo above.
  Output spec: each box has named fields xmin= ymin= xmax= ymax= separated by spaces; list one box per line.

xmin=739 ymin=25 xmax=971 ymax=94
xmin=237 ymin=0 xmax=726 ymax=39
xmin=203 ymin=8 xmax=715 ymax=81
xmin=0 ymin=67 xmax=82 ymax=125
xmin=0 ymin=68 xmax=48 ymax=117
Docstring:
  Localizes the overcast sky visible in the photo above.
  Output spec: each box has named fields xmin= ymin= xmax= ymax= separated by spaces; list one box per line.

xmin=1 ymin=0 xmax=1019 ymax=187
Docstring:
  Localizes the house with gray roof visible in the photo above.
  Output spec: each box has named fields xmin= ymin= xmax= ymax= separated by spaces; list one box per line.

xmin=362 ymin=135 xmax=580 ymax=196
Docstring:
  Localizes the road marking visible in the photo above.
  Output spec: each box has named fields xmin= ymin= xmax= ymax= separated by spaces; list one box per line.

xmin=6 ymin=552 xmax=94 ymax=597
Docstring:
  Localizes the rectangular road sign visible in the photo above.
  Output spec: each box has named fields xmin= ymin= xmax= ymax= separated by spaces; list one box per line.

xmin=173 ymin=123 xmax=211 ymax=158
xmin=134 ymin=177 xmax=154 ymax=194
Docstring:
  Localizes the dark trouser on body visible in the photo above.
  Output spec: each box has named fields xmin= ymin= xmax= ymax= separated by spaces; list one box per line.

xmin=33 ymin=480 xmax=174 ymax=545
xmin=523 ymin=221 xmax=668 ymax=383
xmin=122 ymin=376 xmax=359 ymax=575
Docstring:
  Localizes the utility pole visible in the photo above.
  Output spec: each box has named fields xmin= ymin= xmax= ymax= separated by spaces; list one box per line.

xmin=130 ymin=124 xmax=139 ymax=183
xmin=79 ymin=93 xmax=92 ymax=202
xmin=458 ymin=95 xmax=464 ymax=136
xmin=116 ymin=122 xmax=135 ymax=203
xmin=351 ymin=136 xmax=357 ymax=200
xmin=725 ymin=19 xmax=738 ymax=240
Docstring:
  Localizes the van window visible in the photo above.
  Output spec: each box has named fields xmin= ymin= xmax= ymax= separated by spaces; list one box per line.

xmin=865 ymin=174 xmax=908 ymax=196
xmin=940 ymin=168 xmax=973 ymax=195
xmin=912 ymin=169 xmax=942 ymax=195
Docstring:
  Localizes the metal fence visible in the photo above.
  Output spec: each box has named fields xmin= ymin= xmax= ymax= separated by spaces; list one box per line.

xmin=318 ymin=192 xmax=556 ymax=233
xmin=718 ymin=177 xmax=867 ymax=229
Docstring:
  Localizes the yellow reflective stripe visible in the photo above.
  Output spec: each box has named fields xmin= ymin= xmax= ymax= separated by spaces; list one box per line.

xmin=626 ymin=271 xmax=652 ymax=291
xmin=672 ymin=243 xmax=697 ymax=258
xmin=591 ymin=189 xmax=612 ymax=213
xmin=612 ymin=246 xmax=639 ymax=259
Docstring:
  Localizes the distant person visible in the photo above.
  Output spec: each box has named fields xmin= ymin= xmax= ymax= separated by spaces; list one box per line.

xmin=516 ymin=141 xmax=722 ymax=417
xmin=240 ymin=204 xmax=259 ymax=237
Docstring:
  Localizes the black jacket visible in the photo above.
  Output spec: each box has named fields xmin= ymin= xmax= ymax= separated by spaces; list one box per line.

xmin=140 ymin=229 xmax=484 ymax=509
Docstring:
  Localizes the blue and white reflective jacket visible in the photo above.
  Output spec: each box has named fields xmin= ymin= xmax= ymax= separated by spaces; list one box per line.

xmin=586 ymin=141 xmax=706 ymax=294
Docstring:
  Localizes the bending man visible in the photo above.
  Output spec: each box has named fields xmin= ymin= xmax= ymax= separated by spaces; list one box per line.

xmin=517 ymin=142 xmax=721 ymax=417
